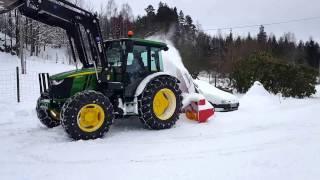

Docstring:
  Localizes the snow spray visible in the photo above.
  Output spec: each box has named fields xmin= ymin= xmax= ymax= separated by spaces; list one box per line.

xmin=147 ymin=35 xmax=195 ymax=94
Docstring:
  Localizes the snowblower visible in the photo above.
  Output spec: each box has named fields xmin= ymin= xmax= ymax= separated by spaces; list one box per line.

xmin=1 ymin=0 xmax=184 ymax=140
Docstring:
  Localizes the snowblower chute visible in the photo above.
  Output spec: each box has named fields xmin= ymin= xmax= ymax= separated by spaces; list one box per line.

xmin=0 ymin=0 xmax=23 ymax=13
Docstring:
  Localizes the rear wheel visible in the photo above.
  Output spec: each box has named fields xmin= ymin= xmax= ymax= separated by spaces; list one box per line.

xmin=36 ymin=97 xmax=60 ymax=128
xmin=61 ymin=90 xmax=114 ymax=140
xmin=138 ymin=76 xmax=182 ymax=130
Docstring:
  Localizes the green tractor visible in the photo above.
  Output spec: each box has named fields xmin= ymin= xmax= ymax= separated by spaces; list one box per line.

xmin=2 ymin=0 xmax=182 ymax=140
xmin=37 ymin=38 xmax=182 ymax=140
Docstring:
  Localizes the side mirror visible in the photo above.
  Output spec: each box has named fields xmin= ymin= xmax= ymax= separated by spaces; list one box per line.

xmin=163 ymin=46 xmax=169 ymax=51
xmin=126 ymin=41 xmax=134 ymax=53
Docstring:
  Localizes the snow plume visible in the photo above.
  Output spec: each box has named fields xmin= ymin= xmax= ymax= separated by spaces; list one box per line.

xmin=147 ymin=34 xmax=196 ymax=94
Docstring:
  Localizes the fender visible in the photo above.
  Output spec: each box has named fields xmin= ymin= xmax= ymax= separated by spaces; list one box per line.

xmin=134 ymin=72 xmax=178 ymax=97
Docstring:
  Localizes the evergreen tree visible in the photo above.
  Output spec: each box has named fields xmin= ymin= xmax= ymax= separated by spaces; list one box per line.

xmin=305 ymin=39 xmax=320 ymax=69
xmin=178 ymin=10 xmax=185 ymax=26
xmin=145 ymin=5 xmax=155 ymax=16
xmin=257 ymin=25 xmax=267 ymax=43
xmin=0 ymin=1 xmax=319 ymax=76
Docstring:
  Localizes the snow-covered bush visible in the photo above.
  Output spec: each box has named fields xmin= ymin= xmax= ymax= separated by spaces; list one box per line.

xmin=231 ymin=52 xmax=318 ymax=98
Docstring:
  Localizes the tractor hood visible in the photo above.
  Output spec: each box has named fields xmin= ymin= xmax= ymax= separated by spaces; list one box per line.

xmin=0 ymin=0 xmax=24 ymax=14
xmin=42 ymin=68 xmax=99 ymax=100
xmin=50 ymin=68 xmax=98 ymax=81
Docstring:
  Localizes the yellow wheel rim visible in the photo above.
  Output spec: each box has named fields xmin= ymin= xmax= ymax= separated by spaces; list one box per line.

xmin=153 ymin=88 xmax=177 ymax=121
xmin=77 ymin=104 xmax=105 ymax=133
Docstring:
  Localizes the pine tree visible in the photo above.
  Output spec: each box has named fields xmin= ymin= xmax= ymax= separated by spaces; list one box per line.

xmin=257 ymin=25 xmax=267 ymax=43
xmin=178 ymin=10 xmax=185 ymax=26
xmin=305 ymin=39 xmax=320 ymax=69
xmin=145 ymin=5 xmax=155 ymax=16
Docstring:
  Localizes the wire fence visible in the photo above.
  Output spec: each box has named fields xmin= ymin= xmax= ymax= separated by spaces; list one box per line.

xmin=0 ymin=69 xmax=17 ymax=101
xmin=20 ymin=70 xmax=40 ymax=102
xmin=0 ymin=67 xmax=40 ymax=103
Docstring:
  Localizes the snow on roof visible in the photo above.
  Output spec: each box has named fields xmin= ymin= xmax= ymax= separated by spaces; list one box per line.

xmin=194 ymin=79 xmax=238 ymax=102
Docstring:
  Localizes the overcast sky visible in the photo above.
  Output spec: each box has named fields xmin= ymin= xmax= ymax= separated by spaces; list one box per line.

xmin=87 ymin=0 xmax=320 ymax=42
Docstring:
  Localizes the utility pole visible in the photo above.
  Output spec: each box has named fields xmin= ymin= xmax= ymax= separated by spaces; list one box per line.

xmin=230 ymin=28 xmax=234 ymax=63
xmin=216 ymin=29 xmax=222 ymax=87
xmin=18 ymin=11 xmax=26 ymax=74
xmin=4 ymin=14 xmax=7 ymax=50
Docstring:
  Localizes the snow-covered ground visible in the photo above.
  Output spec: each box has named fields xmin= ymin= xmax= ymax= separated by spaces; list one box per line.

xmin=1 ymin=52 xmax=320 ymax=180
xmin=0 ymin=52 xmax=73 ymax=102
xmin=1 ymin=32 xmax=71 ymax=64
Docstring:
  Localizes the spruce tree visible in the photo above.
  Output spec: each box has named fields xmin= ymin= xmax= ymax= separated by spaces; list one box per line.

xmin=257 ymin=25 xmax=267 ymax=43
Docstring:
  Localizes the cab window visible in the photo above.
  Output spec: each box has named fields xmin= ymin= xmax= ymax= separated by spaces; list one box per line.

xmin=127 ymin=45 xmax=164 ymax=72
xmin=106 ymin=41 xmax=122 ymax=67
xmin=151 ymin=47 xmax=164 ymax=72
xmin=127 ymin=45 xmax=148 ymax=69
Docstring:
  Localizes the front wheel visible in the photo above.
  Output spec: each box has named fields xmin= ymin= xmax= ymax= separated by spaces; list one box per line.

xmin=138 ymin=75 xmax=182 ymax=130
xmin=60 ymin=90 xmax=114 ymax=140
xmin=36 ymin=97 xmax=60 ymax=128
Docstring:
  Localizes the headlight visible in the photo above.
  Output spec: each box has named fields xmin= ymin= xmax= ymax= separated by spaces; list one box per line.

xmin=221 ymin=100 xmax=227 ymax=104
xmin=51 ymin=79 xmax=64 ymax=86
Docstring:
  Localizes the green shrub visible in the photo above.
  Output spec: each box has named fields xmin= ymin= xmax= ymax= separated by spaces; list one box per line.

xmin=231 ymin=52 xmax=318 ymax=98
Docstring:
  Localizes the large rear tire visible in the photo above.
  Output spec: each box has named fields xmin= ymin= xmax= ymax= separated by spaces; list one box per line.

xmin=36 ymin=97 xmax=60 ymax=128
xmin=138 ymin=75 xmax=182 ymax=130
xmin=61 ymin=90 xmax=114 ymax=140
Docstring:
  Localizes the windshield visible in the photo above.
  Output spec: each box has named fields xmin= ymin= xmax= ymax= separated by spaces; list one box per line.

xmin=105 ymin=41 xmax=122 ymax=67
xmin=106 ymin=48 xmax=122 ymax=67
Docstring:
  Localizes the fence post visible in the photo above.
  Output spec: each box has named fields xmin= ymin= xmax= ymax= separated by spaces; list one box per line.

xmin=16 ymin=67 xmax=20 ymax=103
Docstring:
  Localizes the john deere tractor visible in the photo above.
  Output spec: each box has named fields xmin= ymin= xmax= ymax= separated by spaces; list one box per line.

xmin=2 ymin=0 xmax=182 ymax=140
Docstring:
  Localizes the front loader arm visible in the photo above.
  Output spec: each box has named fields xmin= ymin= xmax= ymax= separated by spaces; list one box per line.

xmin=0 ymin=0 xmax=24 ymax=13
xmin=0 ymin=0 xmax=108 ymax=70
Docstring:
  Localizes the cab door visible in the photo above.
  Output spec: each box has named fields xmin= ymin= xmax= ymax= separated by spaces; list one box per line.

xmin=124 ymin=45 xmax=150 ymax=98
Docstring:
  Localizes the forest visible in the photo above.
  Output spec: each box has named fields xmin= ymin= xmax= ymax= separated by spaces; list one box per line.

xmin=0 ymin=0 xmax=319 ymax=77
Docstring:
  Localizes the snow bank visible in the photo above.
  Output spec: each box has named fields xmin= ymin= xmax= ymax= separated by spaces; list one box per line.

xmin=245 ymin=81 xmax=271 ymax=97
xmin=316 ymin=85 xmax=320 ymax=97
xmin=240 ymin=81 xmax=279 ymax=110
xmin=0 ymin=51 xmax=19 ymax=68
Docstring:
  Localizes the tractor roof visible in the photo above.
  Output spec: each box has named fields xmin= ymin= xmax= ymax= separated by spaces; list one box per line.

xmin=105 ymin=38 xmax=168 ymax=50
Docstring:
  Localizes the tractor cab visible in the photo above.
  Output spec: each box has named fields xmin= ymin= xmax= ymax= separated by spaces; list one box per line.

xmin=104 ymin=38 xmax=168 ymax=99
